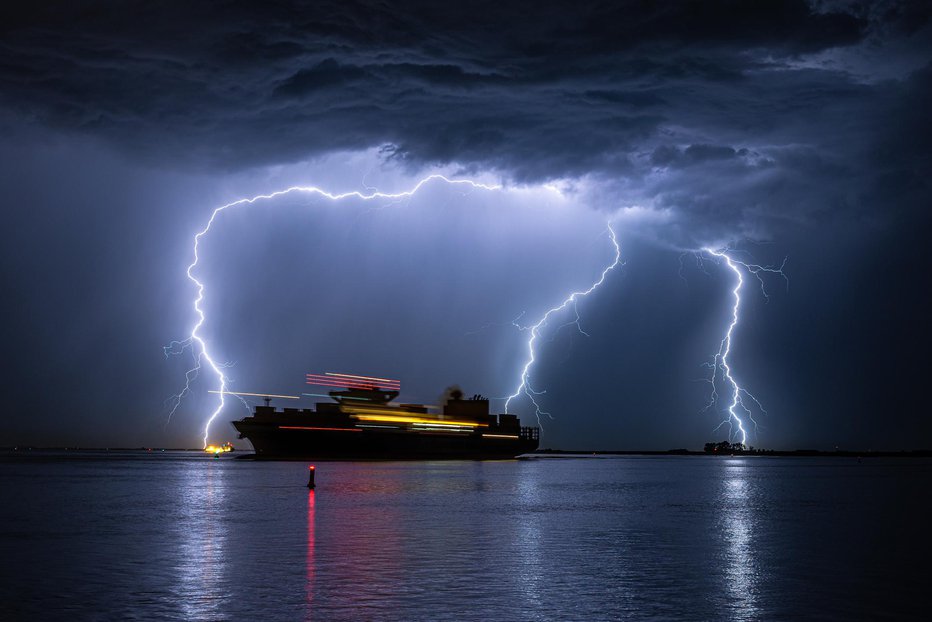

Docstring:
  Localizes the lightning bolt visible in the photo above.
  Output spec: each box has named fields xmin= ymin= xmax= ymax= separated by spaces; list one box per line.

xmin=504 ymin=224 xmax=621 ymax=427
xmin=702 ymin=247 xmax=787 ymax=446
xmin=167 ymin=174 xmax=503 ymax=448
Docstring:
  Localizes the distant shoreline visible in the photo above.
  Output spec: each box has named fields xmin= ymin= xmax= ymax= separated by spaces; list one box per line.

xmin=529 ymin=448 xmax=932 ymax=458
xmin=2 ymin=447 xmax=930 ymax=458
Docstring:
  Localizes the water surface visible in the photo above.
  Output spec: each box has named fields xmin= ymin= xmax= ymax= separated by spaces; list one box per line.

xmin=1 ymin=452 xmax=928 ymax=620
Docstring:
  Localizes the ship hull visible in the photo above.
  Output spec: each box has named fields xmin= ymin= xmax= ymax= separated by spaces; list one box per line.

xmin=232 ymin=420 xmax=538 ymax=460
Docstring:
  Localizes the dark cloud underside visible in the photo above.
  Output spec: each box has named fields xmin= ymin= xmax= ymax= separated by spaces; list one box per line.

xmin=3 ymin=1 xmax=929 ymax=242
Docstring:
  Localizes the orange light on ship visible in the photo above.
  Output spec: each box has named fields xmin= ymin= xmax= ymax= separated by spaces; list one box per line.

xmin=204 ymin=443 xmax=234 ymax=454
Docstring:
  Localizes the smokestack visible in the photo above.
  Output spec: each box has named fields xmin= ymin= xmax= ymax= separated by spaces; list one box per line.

xmin=440 ymin=385 xmax=464 ymax=406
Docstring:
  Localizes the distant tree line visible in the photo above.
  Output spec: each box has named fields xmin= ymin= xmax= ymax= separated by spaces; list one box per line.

xmin=704 ymin=441 xmax=751 ymax=454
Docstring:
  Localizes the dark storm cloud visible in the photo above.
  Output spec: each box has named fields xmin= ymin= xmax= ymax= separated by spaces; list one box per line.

xmin=0 ymin=2 xmax=875 ymax=161
xmin=2 ymin=0 xmax=929 ymax=244
xmin=2 ymin=0 xmax=932 ymax=450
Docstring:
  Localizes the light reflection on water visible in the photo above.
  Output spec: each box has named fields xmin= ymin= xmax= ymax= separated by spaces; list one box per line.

xmin=515 ymin=467 xmax=545 ymax=610
xmin=305 ymin=489 xmax=315 ymax=620
xmin=177 ymin=460 xmax=228 ymax=621
xmin=720 ymin=461 xmax=759 ymax=620
xmin=0 ymin=453 xmax=927 ymax=620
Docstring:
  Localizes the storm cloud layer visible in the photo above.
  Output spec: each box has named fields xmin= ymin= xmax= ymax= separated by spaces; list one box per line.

xmin=1 ymin=1 xmax=930 ymax=448
xmin=3 ymin=1 xmax=930 ymax=241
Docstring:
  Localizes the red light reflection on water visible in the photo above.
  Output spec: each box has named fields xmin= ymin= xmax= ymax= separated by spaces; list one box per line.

xmin=306 ymin=489 xmax=316 ymax=617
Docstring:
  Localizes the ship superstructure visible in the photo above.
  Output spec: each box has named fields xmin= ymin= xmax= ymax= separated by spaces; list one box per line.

xmin=231 ymin=374 xmax=539 ymax=459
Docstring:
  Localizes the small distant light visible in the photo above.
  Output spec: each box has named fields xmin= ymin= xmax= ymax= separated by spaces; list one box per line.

xmin=309 ymin=465 xmax=316 ymax=471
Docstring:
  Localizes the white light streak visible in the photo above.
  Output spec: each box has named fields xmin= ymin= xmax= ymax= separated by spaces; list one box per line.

xmin=504 ymin=224 xmax=621 ymax=426
xmin=168 ymin=175 xmax=501 ymax=448
xmin=702 ymin=248 xmax=787 ymax=446
xmin=207 ymin=390 xmax=300 ymax=400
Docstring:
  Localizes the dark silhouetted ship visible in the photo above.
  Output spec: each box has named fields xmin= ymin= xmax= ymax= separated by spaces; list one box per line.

xmin=232 ymin=385 xmax=540 ymax=460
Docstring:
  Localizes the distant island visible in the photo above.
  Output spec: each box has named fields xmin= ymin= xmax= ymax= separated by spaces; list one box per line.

xmin=530 ymin=443 xmax=932 ymax=458
xmin=2 ymin=445 xmax=931 ymax=458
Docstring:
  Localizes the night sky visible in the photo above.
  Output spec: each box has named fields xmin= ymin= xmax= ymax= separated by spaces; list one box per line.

xmin=1 ymin=1 xmax=929 ymax=450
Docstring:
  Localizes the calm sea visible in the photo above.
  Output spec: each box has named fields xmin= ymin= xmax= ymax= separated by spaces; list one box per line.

xmin=0 ymin=452 xmax=928 ymax=621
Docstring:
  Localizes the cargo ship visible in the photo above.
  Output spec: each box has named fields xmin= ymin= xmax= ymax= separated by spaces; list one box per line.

xmin=231 ymin=381 xmax=540 ymax=460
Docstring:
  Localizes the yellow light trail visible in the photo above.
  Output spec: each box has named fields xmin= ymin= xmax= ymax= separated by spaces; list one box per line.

xmin=349 ymin=411 xmax=486 ymax=427
xmin=278 ymin=426 xmax=362 ymax=432
xmin=412 ymin=425 xmax=473 ymax=433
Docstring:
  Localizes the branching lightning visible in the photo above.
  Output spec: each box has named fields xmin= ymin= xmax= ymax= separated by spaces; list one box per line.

xmin=167 ymin=174 xmax=501 ymax=448
xmin=701 ymin=248 xmax=787 ymax=446
xmin=169 ymin=167 xmax=792 ymax=452
xmin=504 ymin=224 xmax=621 ymax=426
